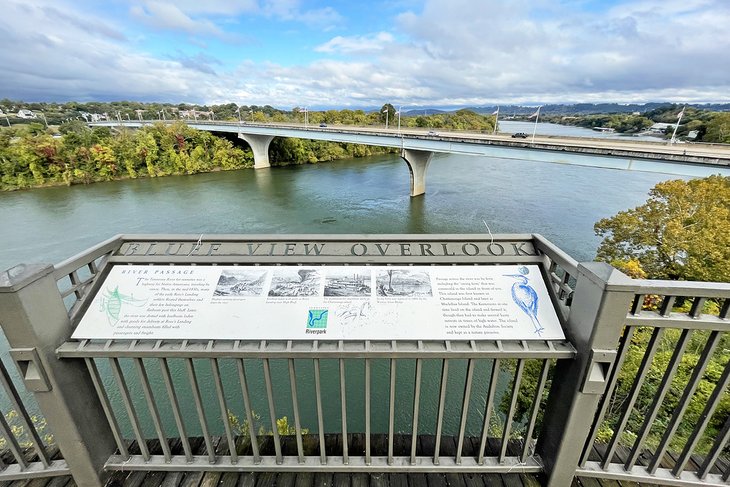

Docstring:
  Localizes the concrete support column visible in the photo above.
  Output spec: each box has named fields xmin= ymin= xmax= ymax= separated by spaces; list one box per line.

xmin=0 ymin=265 xmax=116 ymax=486
xmin=401 ymin=149 xmax=434 ymax=197
xmin=238 ymin=133 xmax=275 ymax=169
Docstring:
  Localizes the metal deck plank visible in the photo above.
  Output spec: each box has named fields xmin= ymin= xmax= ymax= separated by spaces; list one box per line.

xmin=462 ymin=472 xmax=489 ymax=487
xmin=179 ymin=472 xmax=205 ymax=487
xmin=293 ymin=472 xmax=315 ymax=487
xmin=370 ymin=474 xmax=389 ymax=487
xmin=218 ymin=473 xmax=239 ymax=487
xmin=237 ymin=473 xmax=256 ymax=487
xmin=159 ymin=472 xmax=185 ymax=487
xmin=332 ymin=473 xmax=351 ymax=487
xmin=277 ymin=473 xmax=297 ymax=487
xmin=386 ymin=474 xmax=407 ymax=487
xmin=312 ymin=472 xmax=333 ymax=487
xmin=139 ymin=471 xmax=167 ymax=487
xmin=255 ymin=472 xmax=277 ymax=487
xmin=350 ymin=473 xmax=368 ymax=487
xmin=425 ymin=473 xmax=447 ymax=487
xmin=407 ymin=473 xmax=428 ymax=487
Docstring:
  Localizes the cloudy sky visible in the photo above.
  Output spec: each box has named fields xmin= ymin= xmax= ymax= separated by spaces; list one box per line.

xmin=1 ymin=0 xmax=728 ymax=108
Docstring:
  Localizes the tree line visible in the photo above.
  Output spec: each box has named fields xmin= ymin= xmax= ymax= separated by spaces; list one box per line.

xmin=0 ymin=121 xmax=396 ymax=191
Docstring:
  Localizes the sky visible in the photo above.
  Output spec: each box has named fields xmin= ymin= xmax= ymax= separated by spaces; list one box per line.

xmin=1 ymin=0 xmax=729 ymax=109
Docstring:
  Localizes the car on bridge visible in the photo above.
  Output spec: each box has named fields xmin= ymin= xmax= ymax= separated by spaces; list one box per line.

xmin=512 ymin=132 xmax=529 ymax=138
xmin=319 ymin=123 xmax=327 ymax=127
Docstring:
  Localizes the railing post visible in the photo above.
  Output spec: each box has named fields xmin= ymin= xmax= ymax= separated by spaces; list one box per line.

xmin=0 ymin=264 xmax=116 ymax=487
xmin=537 ymin=262 xmax=637 ymax=487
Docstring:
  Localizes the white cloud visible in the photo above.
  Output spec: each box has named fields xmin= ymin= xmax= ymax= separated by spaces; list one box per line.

xmin=1 ymin=0 xmax=728 ymax=107
xmin=316 ymin=32 xmax=394 ymax=54
xmin=130 ymin=2 xmax=226 ymax=38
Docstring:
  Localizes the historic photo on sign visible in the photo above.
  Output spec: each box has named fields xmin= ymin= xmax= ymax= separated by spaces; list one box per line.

xmin=376 ymin=269 xmax=432 ymax=297
xmin=325 ymin=269 xmax=371 ymax=296
xmin=214 ymin=269 xmax=268 ymax=296
xmin=268 ymin=268 xmax=322 ymax=296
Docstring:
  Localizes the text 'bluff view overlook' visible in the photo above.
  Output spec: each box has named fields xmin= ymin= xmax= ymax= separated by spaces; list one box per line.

xmin=0 ymin=2 xmax=729 ymax=487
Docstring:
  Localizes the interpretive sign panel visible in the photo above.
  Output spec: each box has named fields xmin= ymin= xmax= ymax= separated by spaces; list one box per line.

xmin=72 ymin=264 xmax=564 ymax=340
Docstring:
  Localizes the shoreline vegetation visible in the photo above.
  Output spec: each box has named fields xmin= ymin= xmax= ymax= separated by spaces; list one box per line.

xmin=0 ymin=121 xmax=403 ymax=192
xmin=0 ymin=106 xmax=498 ymax=192
xmin=2 ymin=100 xmax=729 ymax=192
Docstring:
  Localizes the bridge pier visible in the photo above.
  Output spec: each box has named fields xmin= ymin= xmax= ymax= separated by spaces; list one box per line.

xmin=401 ymin=149 xmax=434 ymax=197
xmin=238 ymin=134 xmax=275 ymax=169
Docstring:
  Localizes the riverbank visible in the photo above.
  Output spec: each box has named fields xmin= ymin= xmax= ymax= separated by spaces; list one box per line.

xmin=0 ymin=121 xmax=396 ymax=192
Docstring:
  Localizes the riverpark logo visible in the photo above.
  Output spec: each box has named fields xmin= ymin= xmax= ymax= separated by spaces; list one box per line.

xmin=306 ymin=309 xmax=328 ymax=334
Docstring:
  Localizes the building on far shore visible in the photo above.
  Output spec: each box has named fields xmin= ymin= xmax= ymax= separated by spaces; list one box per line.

xmin=16 ymin=109 xmax=36 ymax=119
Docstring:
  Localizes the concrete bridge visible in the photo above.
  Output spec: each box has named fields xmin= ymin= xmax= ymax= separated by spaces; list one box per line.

xmin=91 ymin=121 xmax=730 ymax=196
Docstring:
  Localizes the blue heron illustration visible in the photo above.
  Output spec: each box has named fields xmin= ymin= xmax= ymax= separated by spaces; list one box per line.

xmin=504 ymin=266 xmax=544 ymax=337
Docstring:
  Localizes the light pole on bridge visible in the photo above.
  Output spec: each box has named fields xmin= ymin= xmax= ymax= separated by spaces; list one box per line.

xmin=383 ymin=107 xmax=389 ymax=130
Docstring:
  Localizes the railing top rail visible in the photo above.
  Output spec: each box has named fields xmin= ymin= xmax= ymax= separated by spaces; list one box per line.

xmin=52 ymin=234 xmax=123 ymax=279
xmin=112 ymin=233 xmax=537 ymax=242
xmin=57 ymin=337 xmax=576 ymax=359
xmin=532 ymin=234 xmax=579 ymax=274
xmin=632 ymin=278 xmax=730 ymax=298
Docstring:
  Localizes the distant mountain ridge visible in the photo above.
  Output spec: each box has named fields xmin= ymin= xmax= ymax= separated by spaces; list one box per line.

xmin=463 ymin=103 xmax=730 ymax=115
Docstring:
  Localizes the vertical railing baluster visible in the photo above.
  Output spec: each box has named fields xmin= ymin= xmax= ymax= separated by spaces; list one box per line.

xmin=0 ymin=406 xmax=29 ymax=469
xmin=133 ymin=358 xmax=172 ymax=462
xmin=109 ymin=358 xmax=150 ymax=461
xmin=499 ymin=359 xmax=525 ymax=463
xmin=0 ymin=361 xmax=50 ymax=467
xmin=313 ymin=358 xmax=326 ymax=465
xmin=579 ymin=326 xmax=635 ymax=466
xmin=289 ymin=359 xmax=304 ymax=464
xmin=262 ymin=358 xmax=283 ymax=464
xmin=185 ymin=358 xmax=215 ymax=464
xmin=455 ymin=359 xmax=476 ymax=464
xmin=159 ymin=358 xmax=192 ymax=462
xmin=602 ymin=327 xmax=664 ymax=469
xmin=211 ymin=358 xmax=238 ymax=464
xmin=236 ymin=359 xmax=260 ymax=463
xmin=478 ymin=358 xmax=500 ymax=465
xmin=364 ymin=358 xmax=371 ymax=465
xmin=672 ymin=359 xmax=730 ymax=477
xmin=625 ymin=329 xmax=691 ymax=469
xmin=433 ymin=358 xmax=449 ymax=465
xmin=339 ymin=358 xmax=348 ymax=465
xmin=85 ymin=358 xmax=129 ymax=460
xmin=521 ymin=359 xmax=551 ymax=462
xmin=388 ymin=358 xmax=396 ymax=465
xmin=698 ymin=415 xmax=730 ymax=479
xmin=648 ymin=331 xmax=722 ymax=474
xmin=409 ymin=358 xmax=423 ymax=465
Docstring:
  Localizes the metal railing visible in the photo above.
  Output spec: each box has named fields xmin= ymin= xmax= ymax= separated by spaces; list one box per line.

xmin=0 ymin=358 xmax=69 ymax=480
xmin=576 ymin=280 xmax=730 ymax=486
xmin=1 ymin=234 xmax=728 ymax=487
xmin=56 ymin=344 xmax=572 ymax=472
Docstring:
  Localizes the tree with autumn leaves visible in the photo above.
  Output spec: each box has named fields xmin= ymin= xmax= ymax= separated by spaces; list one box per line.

xmin=594 ymin=175 xmax=730 ymax=283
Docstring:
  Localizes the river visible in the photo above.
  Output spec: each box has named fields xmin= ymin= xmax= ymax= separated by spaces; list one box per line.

xmin=0 ymin=148 xmax=719 ymax=441
xmin=0 ymin=152 xmax=692 ymax=272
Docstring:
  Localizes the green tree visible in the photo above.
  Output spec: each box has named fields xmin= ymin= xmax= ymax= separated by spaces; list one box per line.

xmin=704 ymin=113 xmax=730 ymax=143
xmin=594 ymin=175 xmax=730 ymax=282
xmin=380 ymin=104 xmax=396 ymax=126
